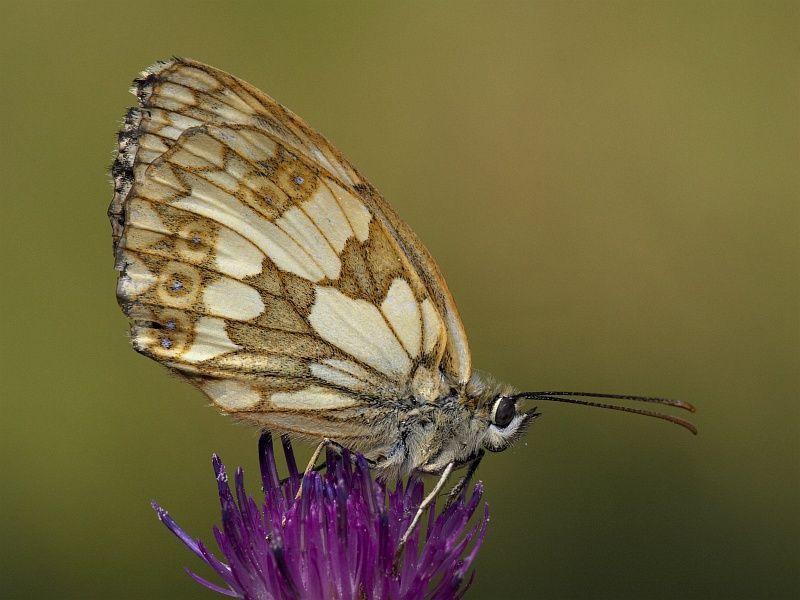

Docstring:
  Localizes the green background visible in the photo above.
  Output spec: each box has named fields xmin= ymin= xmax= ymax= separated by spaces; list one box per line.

xmin=2 ymin=2 xmax=798 ymax=599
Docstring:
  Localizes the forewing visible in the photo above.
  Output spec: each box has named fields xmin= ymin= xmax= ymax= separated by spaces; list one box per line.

xmin=110 ymin=59 xmax=469 ymax=439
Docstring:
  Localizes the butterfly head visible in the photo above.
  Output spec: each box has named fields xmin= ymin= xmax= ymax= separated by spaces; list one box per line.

xmin=465 ymin=373 xmax=539 ymax=454
xmin=445 ymin=372 xmax=698 ymax=467
xmin=482 ymin=393 xmax=540 ymax=452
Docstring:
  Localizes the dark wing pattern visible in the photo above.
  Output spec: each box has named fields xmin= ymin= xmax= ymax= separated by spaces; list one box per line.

xmin=109 ymin=59 xmax=472 ymax=445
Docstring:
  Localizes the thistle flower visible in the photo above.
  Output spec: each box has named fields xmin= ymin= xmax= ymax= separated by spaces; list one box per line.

xmin=152 ymin=432 xmax=489 ymax=599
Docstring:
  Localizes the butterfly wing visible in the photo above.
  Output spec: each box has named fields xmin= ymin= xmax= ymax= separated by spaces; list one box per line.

xmin=110 ymin=58 xmax=471 ymax=445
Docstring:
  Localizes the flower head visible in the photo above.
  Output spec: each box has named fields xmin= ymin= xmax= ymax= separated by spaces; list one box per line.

xmin=153 ymin=432 xmax=489 ymax=599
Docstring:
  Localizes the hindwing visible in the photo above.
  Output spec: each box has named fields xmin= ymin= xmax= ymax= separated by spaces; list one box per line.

xmin=110 ymin=58 xmax=471 ymax=440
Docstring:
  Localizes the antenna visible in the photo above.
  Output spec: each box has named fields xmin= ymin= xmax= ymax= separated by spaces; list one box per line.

xmin=511 ymin=391 xmax=697 ymax=434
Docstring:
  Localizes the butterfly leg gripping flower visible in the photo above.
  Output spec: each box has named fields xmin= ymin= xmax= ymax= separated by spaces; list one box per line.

xmin=399 ymin=462 xmax=455 ymax=550
xmin=444 ymin=451 xmax=485 ymax=510
xmin=395 ymin=449 xmax=484 ymax=563
xmin=292 ymin=436 xmax=329 ymax=504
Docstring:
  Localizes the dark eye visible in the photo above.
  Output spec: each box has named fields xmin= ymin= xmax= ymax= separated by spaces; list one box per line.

xmin=491 ymin=396 xmax=516 ymax=428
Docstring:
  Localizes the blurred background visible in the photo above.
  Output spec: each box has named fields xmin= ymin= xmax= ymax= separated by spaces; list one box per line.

xmin=1 ymin=2 xmax=797 ymax=599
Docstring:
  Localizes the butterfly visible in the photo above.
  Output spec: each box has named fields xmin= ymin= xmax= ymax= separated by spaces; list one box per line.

xmin=109 ymin=58 xmax=695 ymax=544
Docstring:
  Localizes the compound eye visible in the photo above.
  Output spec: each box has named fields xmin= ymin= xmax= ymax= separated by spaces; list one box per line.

xmin=491 ymin=396 xmax=516 ymax=428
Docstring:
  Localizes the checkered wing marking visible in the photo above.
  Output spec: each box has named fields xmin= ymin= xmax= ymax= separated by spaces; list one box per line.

xmin=110 ymin=58 xmax=471 ymax=442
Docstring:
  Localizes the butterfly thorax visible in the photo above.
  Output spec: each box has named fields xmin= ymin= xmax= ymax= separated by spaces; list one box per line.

xmin=368 ymin=371 xmax=521 ymax=478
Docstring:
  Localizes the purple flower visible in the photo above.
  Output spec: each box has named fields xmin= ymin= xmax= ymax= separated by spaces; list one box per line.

xmin=153 ymin=432 xmax=489 ymax=599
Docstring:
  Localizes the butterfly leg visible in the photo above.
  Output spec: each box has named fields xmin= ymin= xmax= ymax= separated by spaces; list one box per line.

xmin=444 ymin=450 xmax=485 ymax=509
xmin=293 ymin=438 xmax=330 ymax=503
xmin=397 ymin=462 xmax=455 ymax=552
xmin=292 ymin=438 xmax=378 ymax=502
